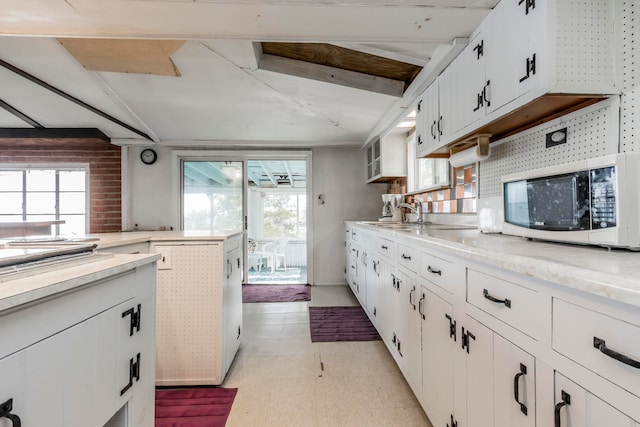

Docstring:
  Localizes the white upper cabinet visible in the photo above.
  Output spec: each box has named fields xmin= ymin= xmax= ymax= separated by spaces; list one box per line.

xmin=417 ymin=0 xmax=618 ymax=157
xmin=366 ymin=133 xmax=407 ymax=183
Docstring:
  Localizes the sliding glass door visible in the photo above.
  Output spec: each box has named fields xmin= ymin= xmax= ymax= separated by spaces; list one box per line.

xmin=182 ymin=161 xmax=244 ymax=232
xmin=181 ymin=156 xmax=309 ymax=285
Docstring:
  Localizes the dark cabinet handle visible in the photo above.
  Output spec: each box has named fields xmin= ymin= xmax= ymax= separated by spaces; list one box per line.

xmin=417 ymin=135 xmax=423 ymax=145
xmin=0 ymin=399 xmax=21 ymax=427
xmin=427 ymin=265 xmax=442 ymax=276
xmin=437 ymin=116 xmax=443 ymax=136
xmin=483 ymin=80 xmax=491 ymax=107
xmin=401 ymin=254 xmax=411 ymax=260
xmin=513 ymin=363 xmax=528 ymax=415
xmin=447 ymin=414 xmax=458 ymax=427
xmin=554 ymin=391 xmax=571 ymax=427
xmin=593 ymin=337 xmax=640 ymax=369
xmin=409 ymin=286 xmax=416 ymax=310
xmin=418 ymin=293 xmax=426 ymax=320
xmin=483 ymin=288 xmax=511 ymax=308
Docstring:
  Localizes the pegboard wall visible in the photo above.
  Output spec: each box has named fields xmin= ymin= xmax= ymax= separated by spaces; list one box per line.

xmin=556 ymin=0 xmax=616 ymax=90
xmin=155 ymin=243 xmax=224 ymax=384
xmin=479 ymin=98 xmax=619 ymax=198
xmin=620 ymin=0 xmax=639 ymax=152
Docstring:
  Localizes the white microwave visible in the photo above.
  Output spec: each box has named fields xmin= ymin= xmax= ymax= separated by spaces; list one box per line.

xmin=500 ymin=153 xmax=640 ymax=250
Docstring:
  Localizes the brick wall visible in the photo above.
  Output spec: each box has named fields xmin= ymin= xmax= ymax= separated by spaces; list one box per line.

xmin=0 ymin=138 xmax=122 ymax=233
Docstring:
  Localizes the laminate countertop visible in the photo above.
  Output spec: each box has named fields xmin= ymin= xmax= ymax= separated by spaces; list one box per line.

xmin=347 ymin=221 xmax=640 ymax=309
xmin=0 ymin=252 xmax=160 ymax=312
xmin=87 ymin=230 xmax=244 ymax=250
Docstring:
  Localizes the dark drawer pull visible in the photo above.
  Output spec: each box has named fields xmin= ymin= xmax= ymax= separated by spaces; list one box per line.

xmin=0 ymin=399 xmax=21 ymax=427
xmin=593 ymin=337 xmax=640 ymax=369
xmin=483 ymin=289 xmax=511 ymax=308
xmin=381 ymin=245 xmax=388 ymax=250
xmin=554 ymin=391 xmax=570 ymax=427
xmin=427 ymin=266 xmax=442 ymax=276
xmin=513 ymin=363 xmax=528 ymax=415
xmin=401 ymin=254 xmax=411 ymax=260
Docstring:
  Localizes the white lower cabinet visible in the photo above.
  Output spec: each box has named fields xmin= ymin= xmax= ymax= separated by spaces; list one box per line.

xmin=0 ymin=264 xmax=156 ymax=427
xmin=345 ymin=223 xmax=638 ymax=427
xmin=554 ymin=373 xmax=638 ymax=427
xmin=154 ymin=239 xmax=243 ymax=386
xmin=421 ymin=286 xmax=455 ymax=427
xmin=398 ymin=266 xmax=422 ymax=395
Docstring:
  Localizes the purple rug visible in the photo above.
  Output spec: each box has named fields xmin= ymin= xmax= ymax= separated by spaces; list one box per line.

xmin=155 ymin=387 xmax=237 ymax=427
xmin=242 ymin=284 xmax=311 ymax=303
xmin=309 ymin=306 xmax=381 ymax=342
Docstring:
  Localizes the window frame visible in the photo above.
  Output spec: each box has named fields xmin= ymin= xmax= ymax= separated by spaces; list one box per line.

xmin=0 ymin=163 xmax=90 ymax=235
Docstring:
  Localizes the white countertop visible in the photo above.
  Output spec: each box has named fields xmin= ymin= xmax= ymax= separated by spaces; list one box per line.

xmin=86 ymin=230 xmax=244 ymax=249
xmin=347 ymin=221 xmax=640 ymax=308
xmin=0 ymin=252 xmax=160 ymax=312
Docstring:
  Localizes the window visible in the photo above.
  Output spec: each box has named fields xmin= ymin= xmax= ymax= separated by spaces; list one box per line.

xmin=0 ymin=167 xmax=88 ymax=235
xmin=262 ymin=193 xmax=306 ymax=239
xmin=407 ymin=132 xmax=450 ymax=193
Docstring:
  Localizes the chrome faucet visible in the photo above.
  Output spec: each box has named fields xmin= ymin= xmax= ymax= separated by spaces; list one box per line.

xmin=396 ymin=202 xmax=423 ymax=223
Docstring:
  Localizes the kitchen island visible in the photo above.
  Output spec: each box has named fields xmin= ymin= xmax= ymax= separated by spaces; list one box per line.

xmin=346 ymin=221 xmax=640 ymax=427
xmin=84 ymin=230 xmax=245 ymax=386
xmin=0 ymin=248 xmax=159 ymax=427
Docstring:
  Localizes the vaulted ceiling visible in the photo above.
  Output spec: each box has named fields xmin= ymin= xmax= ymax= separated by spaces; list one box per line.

xmin=0 ymin=0 xmax=499 ymax=148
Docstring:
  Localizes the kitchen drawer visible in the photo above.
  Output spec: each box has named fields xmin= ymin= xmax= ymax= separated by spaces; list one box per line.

xmin=420 ymin=250 xmax=457 ymax=294
xmin=553 ymin=298 xmax=640 ymax=398
xmin=467 ymin=269 xmax=545 ymax=340
xmin=397 ymin=243 xmax=419 ymax=273
xmin=377 ymin=236 xmax=396 ymax=261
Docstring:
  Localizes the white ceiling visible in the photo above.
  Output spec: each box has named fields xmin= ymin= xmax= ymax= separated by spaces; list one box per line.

xmin=0 ymin=0 xmax=498 ymax=148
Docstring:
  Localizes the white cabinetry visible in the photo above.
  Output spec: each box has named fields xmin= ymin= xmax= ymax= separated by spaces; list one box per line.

xmin=0 ymin=262 xmax=156 ymax=427
xmin=224 ymin=235 xmax=243 ymax=375
xmin=418 ymin=0 xmax=618 ymax=157
xmin=366 ymin=133 xmax=407 ymax=183
xmin=420 ymin=286 xmax=456 ymax=427
xmin=154 ymin=237 xmax=243 ymax=386
xmin=554 ymin=373 xmax=639 ymax=427
xmin=345 ymin=222 xmax=640 ymax=427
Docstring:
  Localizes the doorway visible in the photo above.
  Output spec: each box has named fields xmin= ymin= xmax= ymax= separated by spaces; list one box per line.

xmin=181 ymin=155 xmax=310 ymax=285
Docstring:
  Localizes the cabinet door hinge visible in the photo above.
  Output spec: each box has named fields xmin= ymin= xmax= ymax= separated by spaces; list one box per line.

xmin=120 ymin=352 xmax=141 ymax=396
xmin=461 ymin=327 xmax=476 ymax=353
xmin=445 ymin=314 xmax=457 ymax=341
xmin=519 ymin=54 xmax=537 ymax=83
xmin=122 ymin=304 xmax=142 ymax=336
xmin=518 ymin=0 xmax=536 ymax=15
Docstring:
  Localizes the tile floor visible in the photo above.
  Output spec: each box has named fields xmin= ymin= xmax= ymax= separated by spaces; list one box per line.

xmin=223 ymin=285 xmax=433 ymax=427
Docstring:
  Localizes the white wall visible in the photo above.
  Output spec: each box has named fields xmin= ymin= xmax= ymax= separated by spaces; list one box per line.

xmin=123 ymin=145 xmax=175 ymax=231
xmin=122 ymin=145 xmax=386 ymax=284
xmin=312 ymin=147 xmax=386 ymax=285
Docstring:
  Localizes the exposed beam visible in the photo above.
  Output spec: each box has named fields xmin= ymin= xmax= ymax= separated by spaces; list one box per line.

xmin=0 ymin=58 xmax=154 ymax=141
xmin=0 ymin=127 xmax=109 ymax=142
xmin=0 ymin=99 xmax=43 ymax=129
xmin=247 ymin=170 xmax=261 ymax=186
xmin=283 ymin=161 xmax=294 ymax=188
xmin=185 ymin=162 xmax=229 ymax=186
xmin=183 ymin=164 xmax=212 ymax=186
xmin=258 ymin=161 xmax=279 ymax=187
xmin=258 ymin=54 xmax=404 ymax=97
xmin=332 ymin=42 xmax=429 ymax=67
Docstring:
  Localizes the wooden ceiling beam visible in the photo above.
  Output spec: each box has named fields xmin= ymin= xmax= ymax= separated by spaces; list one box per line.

xmin=258 ymin=54 xmax=404 ymax=97
xmin=0 ymin=128 xmax=110 ymax=142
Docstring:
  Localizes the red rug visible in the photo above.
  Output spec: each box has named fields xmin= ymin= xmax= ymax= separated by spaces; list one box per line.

xmin=309 ymin=306 xmax=381 ymax=342
xmin=242 ymin=284 xmax=311 ymax=303
xmin=155 ymin=387 xmax=237 ymax=427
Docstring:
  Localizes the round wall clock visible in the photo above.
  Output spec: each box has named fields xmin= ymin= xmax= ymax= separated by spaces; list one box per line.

xmin=140 ymin=148 xmax=158 ymax=165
